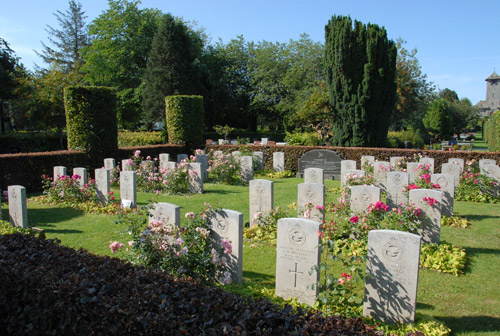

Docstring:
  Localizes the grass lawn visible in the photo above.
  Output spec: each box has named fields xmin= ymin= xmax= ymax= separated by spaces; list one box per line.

xmin=472 ymin=132 xmax=489 ymax=151
xmin=2 ymin=177 xmax=499 ymax=335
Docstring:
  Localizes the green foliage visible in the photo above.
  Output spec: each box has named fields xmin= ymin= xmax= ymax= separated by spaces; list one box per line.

xmin=485 ymin=110 xmax=500 ymax=151
xmin=243 ymin=206 xmax=289 ymax=245
xmin=0 ymin=37 xmax=18 ymax=101
xmin=165 ymin=95 xmax=204 ymax=146
xmin=455 ymin=159 xmax=500 ymax=203
xmin=207 ymin=151 xmax=243 ymax=185
xmin=256 ymin=170 xmax=295 ymax=179
xmin=117 ymin=131 xmax=164 ymax=147
xmin=393 ymin=39 xmax=436 ymax=131
xmin=64 ymin=86 xmax=118 ymax=160
xmin=423 ymin=98 xmax=453 ymax=139
xmin=420 ymin=243 xmax=467 ymax=276
xmin=35 ymin=173 xmax=121 ymax=214
xmin=439 ymin=89 xmax=480 ymax=134
xmin=0 ymin=220 xmax=32 ymax=236
xmin=81 ymin=0 xmax=162 ymax=128
xmin=324 ymin=16 xmax=397 ymax=147
xmin=116 ymin=204 xmax=233 ymax=284
xmin=213 ymin=124 xmax=234 ymax=139
xmin=441 ymin=215 xmax=470 ymax=228
xmin=284 ymin=131 xmax=321 ymax=146
xmin=35 ymin=0 xmax=89 ymax=73
xmin=141 ymin=14 xmax=206 ymax=128
xmin=387 ymin=128 xmax=425 ymax=149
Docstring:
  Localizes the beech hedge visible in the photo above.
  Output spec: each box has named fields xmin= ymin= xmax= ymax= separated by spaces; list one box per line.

xmin=165 ymin=95 xmax=204 ymax=147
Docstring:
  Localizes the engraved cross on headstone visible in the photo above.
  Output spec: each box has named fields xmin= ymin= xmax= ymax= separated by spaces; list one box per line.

xmin=289 ymin=262 xmax=303 ymax=288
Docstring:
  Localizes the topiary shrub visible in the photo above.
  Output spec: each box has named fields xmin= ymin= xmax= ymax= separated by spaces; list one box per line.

xmin=64 ymin=86 xmax=118 ymax=162
xmin=165 ymin=95 xmax=203 ymax=147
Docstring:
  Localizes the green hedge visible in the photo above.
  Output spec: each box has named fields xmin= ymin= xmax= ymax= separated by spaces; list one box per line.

xmin=64 ymin=86 xmax=118 ymax=162
xmin=0 ymin=132 xmax=67 ymax=154
xmin=485 ymin=111 xmax=500 ymax=151
xmin=206 ymin=144 xmax=500 ymax=174
xmin=165 ymin=95 xmax=203 ymax=147
xmin=0 ymin=144 xmax=187 ymax=192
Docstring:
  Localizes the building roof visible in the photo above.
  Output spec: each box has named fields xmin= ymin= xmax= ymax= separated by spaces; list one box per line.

xmin=485 ymin=71 xmax=500 ymax=81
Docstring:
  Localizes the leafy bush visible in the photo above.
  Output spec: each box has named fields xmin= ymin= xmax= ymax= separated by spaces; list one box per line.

xmin=244 ymin=206 xmax=289 ymax=245
xmin=387 ymin=128 xmax=425 ymax=149
xmin=165 ymin=95 xmax=204 ymax=147
xmin=64 ymin=86 xmax=118 ymax=160
xmin=420 ymin=243 xmax=467 ymax=276
xmin=116 ymin=204 xmax=232 ymax=284
xmin=455 ymin=159 xmax=500 ymax=203
xmin=0 ymin=233 xmax=383 ymax=335
xmin=118 ymin=131 xmax=164 ymax=147
xmin=207 ymin=151 xmax=244 ymax=185
xmin=285 ymin=131 xmax=321 ymax=146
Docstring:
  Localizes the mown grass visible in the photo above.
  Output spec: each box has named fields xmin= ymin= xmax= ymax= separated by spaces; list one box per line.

xmin=2 ymin=177 xmax=499 ymax=335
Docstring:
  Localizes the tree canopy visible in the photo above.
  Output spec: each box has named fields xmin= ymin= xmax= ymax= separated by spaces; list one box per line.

xmin=325 ymin=16 xmax=397 ymax=147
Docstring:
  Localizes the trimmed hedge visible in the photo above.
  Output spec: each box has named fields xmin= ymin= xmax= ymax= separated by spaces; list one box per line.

xmin=0 ymin=144 xmax=186 ymax=192
xmin=485 ymin=111 xmax=500 ymax=151
xmin=165 ymin=95 xmax=203 ymax=147
xmin=206 ymin=144 xmax=500 ymax=174
xmin=0 ymin=132 xmax=67 ymax=154
xmin=64 ymin=86 xmax=118 ymax=161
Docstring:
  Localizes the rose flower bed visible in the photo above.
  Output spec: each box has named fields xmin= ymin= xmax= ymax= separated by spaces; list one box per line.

xmin=0 ymin=233 xmax=385 ymax=336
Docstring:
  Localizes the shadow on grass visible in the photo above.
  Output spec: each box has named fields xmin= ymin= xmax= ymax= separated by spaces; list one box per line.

xmin=435 ymin=315 xmax=500 ymax=334
xmin=26 ymin=207 xmax=84 ymax=227
xmin=465 ymin=214 xmax=500 ymax=221
xmin=243 ymin=270 xmax=276 ymax=286
xmin=416 ymin=302 xmax=435 ymax=310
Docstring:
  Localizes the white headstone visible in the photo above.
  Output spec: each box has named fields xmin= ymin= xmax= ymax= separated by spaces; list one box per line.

xmin=409 ymin=189 xmax=442 ymax=244
xmin=273 ymin=152 xmax=285 ymax=172
xmin=121 ymin=159 xmax=134 ymax=171
xmin=141 ymin=160 xmax=155 ymax=173
xmin=373 ymin=161 xmax=390 ymax=188
xmin=342 ymin=170 xmax=366 ymax=186
xmin=249 ymin=179 xmax=274 ymax=226
xmin=149 ymin=202 xmax=180 ymax=229
xmin=363 ymin=230 xmax=421 ymax=324
xmin=53 ymin=166 xmax=67 ymax=181
xmin=95 ymin=168 xmax=110 ymax=204
xmin=120 ymin=171 xmax=137 ymax=208
xmin=340 ymin=160 xmax=357 ymax=186
xmin=441 ymin=163 xmax=461 ymax=187
xmin=104 ymin=158 xmax=116 ymax=170
xmin=159 ymin=153 xmax=170 ymax=165
xmin=448 ymin=158 xmax=464 ymax=172
xmin=188 ymin=163 xmax=203 ymax=194
xmin=8 ymin=185 xmax=28 ymax=228
xmin=304 ymin=168 xmax=324 ymax=185
xmin=73 ymin=167 xmax=88 ymax=187
xmin=482 ymin=164 xmax=500 ymax=181
xmin=253 ymin=151 xmax=264 ymax=170
xmin=386 ymin=172 xmax=409 ymax=209
xmin=419 ymin=157 xmax=435 ymax=173
xmin=196 ymin=154 xmax=209 ymax=181
xmin=390 ymin=156 xmax=404 ymax=168
xmin=361 ymin=155 xmax=375 ymax=168
xmin=350 ymin=185 xmax=381 ymax=213
xmin=275 ymin=218 xmax=321 ymax=306
xmin=407 ymin=162 xmax=420 ymax=184
xmin=297 ymin=183 xmax=325 ymax=222
xmin=240 ymin=156 xmax=254 ymax=183
xmin=210 ymin=209 xmax=243 ymax=284
xmin=431 ymin=174 xmax=455 ymax=217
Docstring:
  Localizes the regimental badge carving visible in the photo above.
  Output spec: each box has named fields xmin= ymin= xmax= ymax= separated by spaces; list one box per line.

xmin=306 ymin=187 xmax=316 ymax=201
xmin=393 ymin=174 xmax=402 ymax=185
xmin=437 ymin=176 xmax=448 ymax=188
xmin=289 ymin=224 xmax=306 ymax=246
xmin=256 ymin=183 xmax=264 ymax=195
xmin=382 ymin=238 xmax=403 ymax=263
xmin=215 ymin=217 xmax=229 ymax=234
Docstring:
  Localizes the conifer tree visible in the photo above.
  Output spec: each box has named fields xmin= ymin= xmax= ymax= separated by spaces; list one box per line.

xmin=36 ymin=0 xmax=89 ymax=73
xmin=324 ymin=16 xmax=396 ymax=147
xmin=141 ymin=14 xmax=205 ymax=129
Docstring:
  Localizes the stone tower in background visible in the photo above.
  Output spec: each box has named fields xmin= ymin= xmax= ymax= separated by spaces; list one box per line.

xmin=477 ymin=71 xmax=500 ymax=117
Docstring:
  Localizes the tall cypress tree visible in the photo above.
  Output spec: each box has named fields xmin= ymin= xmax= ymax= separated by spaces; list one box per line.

xmin=324 ymin=16 xmax=396 ymax=147
xmin=141 ymin=14 xmax=203 ymax=129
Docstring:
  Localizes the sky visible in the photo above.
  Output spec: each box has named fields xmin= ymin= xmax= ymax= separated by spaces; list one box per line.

xmin=1 ymin=0 xmax=499 ymax=105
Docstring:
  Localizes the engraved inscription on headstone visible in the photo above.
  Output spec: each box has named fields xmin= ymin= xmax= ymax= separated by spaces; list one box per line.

xmin=304 ymin=168 xmax=324 ymax=185
xmin=8 ymin=185 xmax=28 ymax=228
xmin=297 ymin=183 xmax=325 ymax=221
xmin=409 ymin=189 xmax=442 ymax=244
xmin=104 ymin=158 xmax=116 ymax=170
xmin=210 ymin=209 xmax=243 ymax=284
xmin=95 ymin=168 xmax=110 ymax=204
xmin=120 ymin=171 xmax=137 ymax=208
xmin=298 ymin=149 xmax=343 ymax=180
xmin=386 ymin=172 xmax=409 ymax=209
xmin=73 ymin=167 xmax=88 ymax=188
xmin=431 ymin=174 xmax=455 ymax=217
xmin=276 ymin=218 xmax=321 ymax=306
xmin=249 ymin=179 xmax=274 ymax=226
xmin=363 ymin=230 xmax=421 ymax=324
xmin=351 ymin=186 xmax=381 ymax=213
